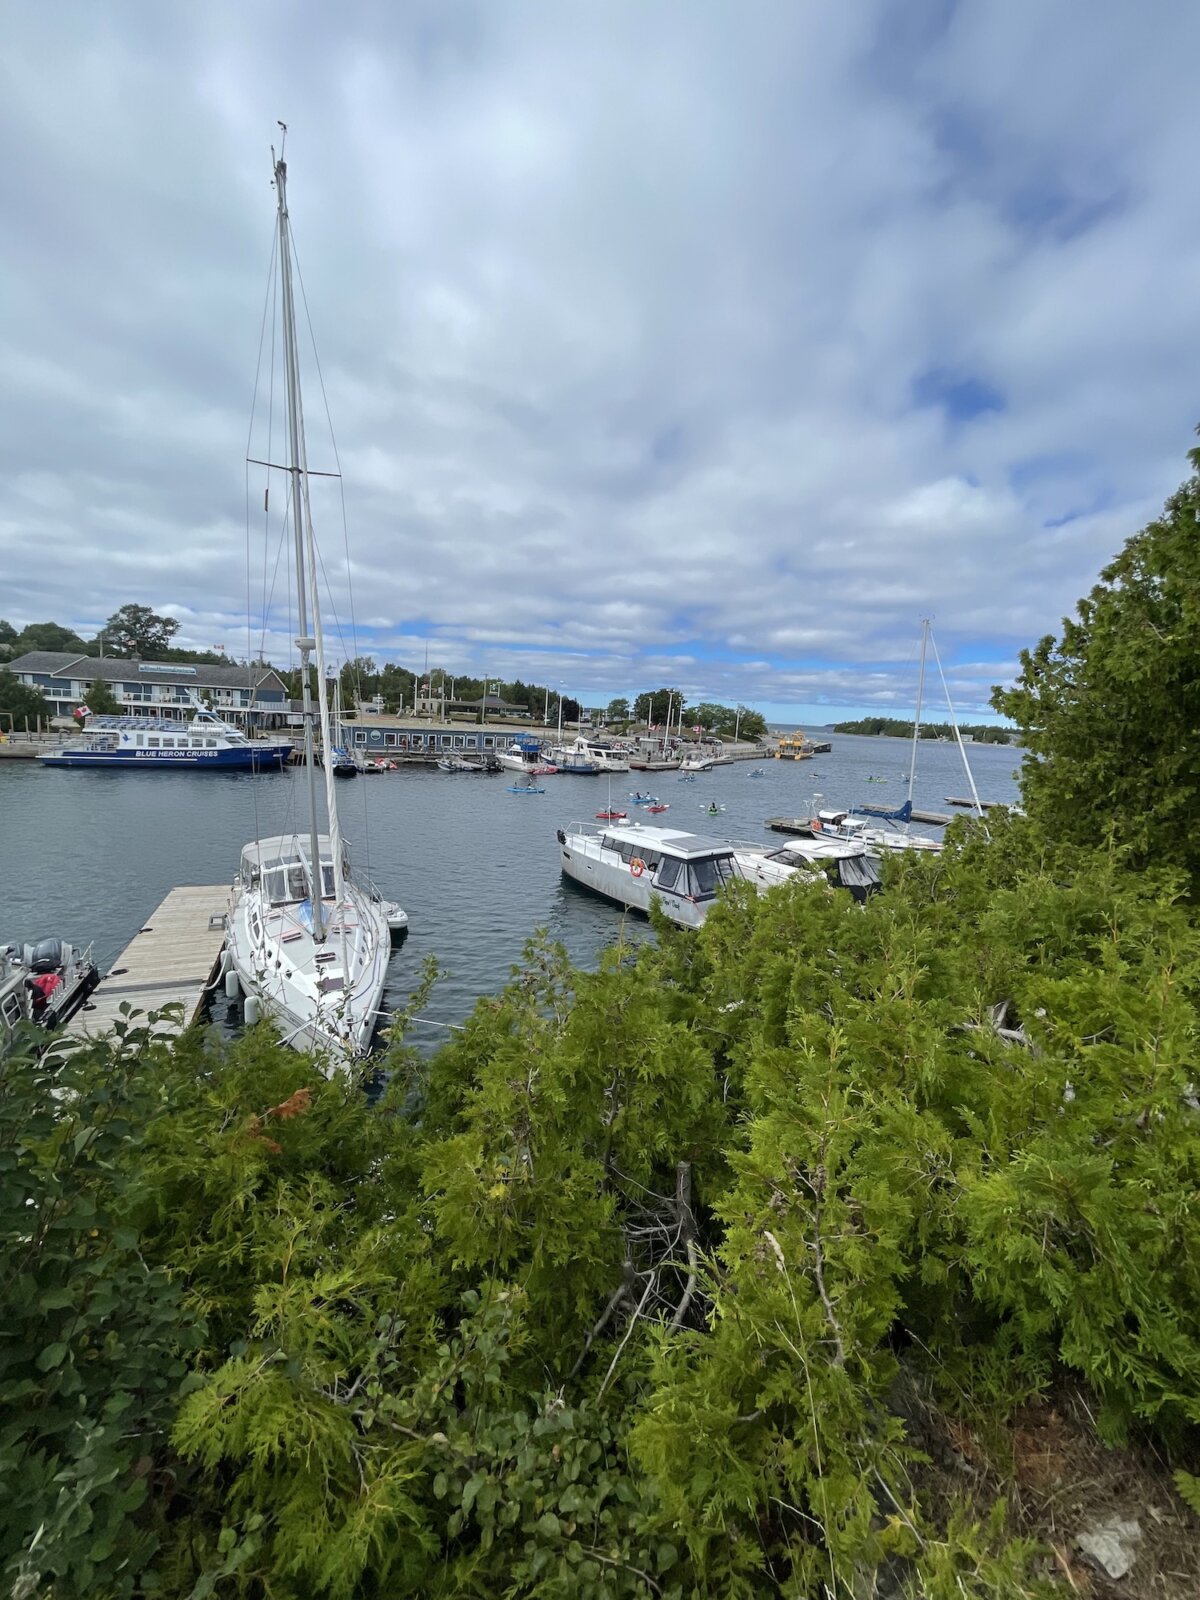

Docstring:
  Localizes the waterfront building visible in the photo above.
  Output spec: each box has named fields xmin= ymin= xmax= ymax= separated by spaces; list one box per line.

xmin=3 ymin=652 xmax=289 ymax=728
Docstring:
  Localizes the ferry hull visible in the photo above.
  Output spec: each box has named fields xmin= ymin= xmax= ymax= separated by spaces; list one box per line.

xmin=39 ymin=747 xmax=289 ymax=770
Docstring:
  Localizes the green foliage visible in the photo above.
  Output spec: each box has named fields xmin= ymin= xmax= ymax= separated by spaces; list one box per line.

xmin=0 ymin=673 xmax=52 ymax=726
xmin=101 ymin=603 xmax=181 ymax=658
xmin=605 ymin=696 xmax=631 ymax=723
xmin=0 ymin=1015 xmax=201 ymax=1598
xmin=7 ymin=813 xmax=1200 ymax=1595
xmin=82 ymin=678 xmax=120 ymax=716
xmin=683 ymin=702 xmax=768 ymax=739
xmin=833 ymin=716 xmax=1014 ymax=742
xmin=993 ymin=436 xmax=1200 ymax=886
xmin=10 ymin=621 xmax=92 ymax=655
xmin=634 ymin=686 xmax=683 ymax=726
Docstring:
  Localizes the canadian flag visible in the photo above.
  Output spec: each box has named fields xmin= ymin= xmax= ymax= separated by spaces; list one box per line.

xmin=75 ymin=703 xmax=91 ymax=718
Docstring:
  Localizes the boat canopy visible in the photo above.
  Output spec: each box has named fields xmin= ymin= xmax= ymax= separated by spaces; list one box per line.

xmin=239 ymin=835 xmax=351 ymax=903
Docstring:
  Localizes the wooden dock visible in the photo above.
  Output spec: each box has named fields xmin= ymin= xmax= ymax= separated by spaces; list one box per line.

xmin=944 ymin=796 xmax=1007 ymax=811
xmin=68 ymin=885 xmax=228 ymax=1040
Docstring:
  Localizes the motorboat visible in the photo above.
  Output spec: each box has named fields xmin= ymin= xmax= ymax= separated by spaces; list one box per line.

xmin=566 ymin=735 xmax=628 ymax=773
xmin=558 ymin=820 xmax=750 ymax=928
xmin=328 ymin=745 xmax=359 ymax=777
xmin=497 ymin=734 xmax=557 ymax=775
xmin=1 ymin=936 xmax=100 ymax=1050
xmin=734 ymin=838 xmax=882 ymax=902
xmin=38 ymin=706 xmax=291 ymax=771
xmin=545 ymin=746 xmax=600 ymax=774
xmin=437 ymin=754 xmax=488 ymax=773
xmin=804 ymin=808 xmax=942 ymax=856
xmin=227 ymin=145 xmax=402 ymax=1072
xmin=680 ymin=754 xmax=715 ymax=773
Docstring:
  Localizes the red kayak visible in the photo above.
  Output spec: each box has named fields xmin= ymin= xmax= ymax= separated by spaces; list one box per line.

xmin=595 ymin=809 xmax=628 ymax=821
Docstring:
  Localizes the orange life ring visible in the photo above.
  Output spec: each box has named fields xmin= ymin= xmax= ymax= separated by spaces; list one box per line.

xmin=630 ymin=857 xmax=646 ymax=877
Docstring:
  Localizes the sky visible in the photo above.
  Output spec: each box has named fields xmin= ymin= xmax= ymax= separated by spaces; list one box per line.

xmin=2 ymin=2 xmax=1198 ymax=723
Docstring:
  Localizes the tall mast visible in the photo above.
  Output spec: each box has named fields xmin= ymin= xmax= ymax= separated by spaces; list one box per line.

xmin=907 ymin=618 xmax=929 ymax=806
xmin=275 ymin=148 xmax=347 ymax=937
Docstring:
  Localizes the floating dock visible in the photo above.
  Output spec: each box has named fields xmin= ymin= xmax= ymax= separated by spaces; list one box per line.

xmin=68 ymin=885 xmax=228 ymax=1040
xmin=944 ymin=796 xmax=1008 ymax=811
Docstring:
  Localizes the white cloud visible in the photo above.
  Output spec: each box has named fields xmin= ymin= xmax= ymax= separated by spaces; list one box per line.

xmin=2 ymin=0 xmax=1197 ymax=720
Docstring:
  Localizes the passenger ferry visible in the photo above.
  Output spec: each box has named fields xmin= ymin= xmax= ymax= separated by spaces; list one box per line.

xmin=38 ymin=709 xmax=292 ymax=771
xmin=557 ymin=820 xmax=747 ymax=928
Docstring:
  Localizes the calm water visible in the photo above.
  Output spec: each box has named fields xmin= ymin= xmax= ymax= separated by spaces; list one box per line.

xmin=0 ymin=735 xmax=1021 ymax=1044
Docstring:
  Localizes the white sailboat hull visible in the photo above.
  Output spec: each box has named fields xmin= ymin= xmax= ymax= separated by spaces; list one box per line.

xmin=226 ymin=835 xmax=393 ymax=1072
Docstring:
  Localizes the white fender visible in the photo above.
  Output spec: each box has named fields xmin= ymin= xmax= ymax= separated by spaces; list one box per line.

xmin=244 ymin=994 xmax=261 ymax=1026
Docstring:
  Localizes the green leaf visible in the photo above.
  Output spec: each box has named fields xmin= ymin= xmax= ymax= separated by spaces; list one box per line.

xmin=37 ymin=1341 xmax=68 ymax=1371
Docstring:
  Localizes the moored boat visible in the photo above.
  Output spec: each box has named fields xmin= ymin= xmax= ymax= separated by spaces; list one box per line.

xmin=226 ymin=143 xmax=401 ymax=1071
xmin=558 ymin=820 xmax=748 ymax=928
xmin=38 ymin=708 xmax=291 ymax=771
xmin=1 ymin=936 xmax=100 ymax=1050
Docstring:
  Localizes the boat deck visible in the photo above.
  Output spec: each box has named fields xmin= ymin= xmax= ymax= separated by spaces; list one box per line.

xmin=67 ymin=885 xmax=228 ymax=1040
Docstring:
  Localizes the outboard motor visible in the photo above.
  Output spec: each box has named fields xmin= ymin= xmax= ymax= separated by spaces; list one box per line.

xmin=28 ymin=939 xmax=64 ymax=975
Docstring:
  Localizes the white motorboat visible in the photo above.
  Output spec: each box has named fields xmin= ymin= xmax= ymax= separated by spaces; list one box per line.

xmin=227 ymin=141 xmax=402 ymax=1071
xmin=497 ymin=735 xmax=557 ymax=775
xmin=1 ymin=936 xmax=100 ymax=1051
xmin=805 ymin=808 xmax=942 ymax=856
xmin=567 ymin=735 xmax=628 ymax=773
xmin=557 ymin=820 xmax=748 ymax=928
xmin=734 ymin=838 xmax=882 ymax=901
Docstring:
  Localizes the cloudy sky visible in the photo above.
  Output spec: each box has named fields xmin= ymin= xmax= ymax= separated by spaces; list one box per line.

xmin=2 ymin=2 xmax=1197 ymax=721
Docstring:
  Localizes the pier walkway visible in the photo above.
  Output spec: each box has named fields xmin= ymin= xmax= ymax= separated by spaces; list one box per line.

xmin=68 ymin=885 xmax=228 ymax=1041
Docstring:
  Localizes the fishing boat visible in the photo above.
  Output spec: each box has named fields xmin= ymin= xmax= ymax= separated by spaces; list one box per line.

xmin=1 ymin=936 xmax=100 ymax=1051
xmin=38 ymin=706 xmax=291 ymax=770
xmin=226 ymin=141 xmax=400 ymax=1070
xmin=557 ymin=820 xmax=748 ymax=928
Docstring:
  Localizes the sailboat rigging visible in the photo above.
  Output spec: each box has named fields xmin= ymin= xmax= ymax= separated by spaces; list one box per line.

xmin=226 ymin=142 xmax=401 ymax=1068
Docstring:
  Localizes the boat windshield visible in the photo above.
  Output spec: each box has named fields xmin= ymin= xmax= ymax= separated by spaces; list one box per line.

xmin=256 ymin=859 xmax=309 ymax=904
xmin=686 ymin=853 xmax=741 ymax=899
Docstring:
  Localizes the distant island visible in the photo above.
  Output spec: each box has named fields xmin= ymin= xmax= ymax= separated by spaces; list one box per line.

xmin=832 ymin=717 xmax=1015 ymax=744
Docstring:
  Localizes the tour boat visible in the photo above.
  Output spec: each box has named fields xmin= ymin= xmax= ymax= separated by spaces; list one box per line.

xmin=226 ymin=142 xmax=402 ymax=1071
xmin=38 ymin=707 xmax=291 ymax=770
xmin=558 ymin=820 xmax=748 ymax=929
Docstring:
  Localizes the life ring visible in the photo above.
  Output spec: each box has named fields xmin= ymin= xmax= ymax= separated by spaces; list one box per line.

xmin=630 ymin=857 xmax=646 ymax=877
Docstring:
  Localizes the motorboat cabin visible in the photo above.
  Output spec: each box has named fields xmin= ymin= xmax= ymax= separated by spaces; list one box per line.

xmin=557 ymin=820 xmax=747 ymax=928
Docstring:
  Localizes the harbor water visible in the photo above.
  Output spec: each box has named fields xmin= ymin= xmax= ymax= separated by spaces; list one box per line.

xmin=0 ymin=734 xmax=1022 ymax=1046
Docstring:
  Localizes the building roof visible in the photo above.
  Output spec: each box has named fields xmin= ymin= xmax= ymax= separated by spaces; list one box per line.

xmin=4 ymin=651 xmax=286 ymax=692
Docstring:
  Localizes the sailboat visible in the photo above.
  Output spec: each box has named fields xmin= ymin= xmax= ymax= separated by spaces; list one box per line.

xmin=226 ymin=141 xmax=399 ymax=1069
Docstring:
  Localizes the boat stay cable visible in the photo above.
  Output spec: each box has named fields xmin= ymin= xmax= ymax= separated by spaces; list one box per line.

xmin=928 ymin=627 xmax=984 ymax=818
xmin=290 ymin=232 xmax=373 ymax=877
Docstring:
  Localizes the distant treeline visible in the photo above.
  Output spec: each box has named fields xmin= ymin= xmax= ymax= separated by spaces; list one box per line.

xmin=832 ymin=717 xmax=1015 ymax=744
